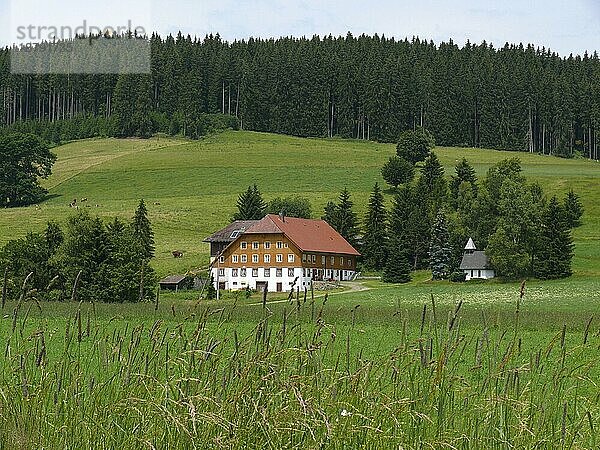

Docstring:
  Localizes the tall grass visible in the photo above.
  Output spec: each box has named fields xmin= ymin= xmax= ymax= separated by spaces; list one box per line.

xmin=0 ymin=290 xmax=598 ymax=449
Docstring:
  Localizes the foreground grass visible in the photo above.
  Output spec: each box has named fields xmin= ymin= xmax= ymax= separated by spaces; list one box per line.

xmin=1 ymin=281 xmax=599 ymax=448
xmin=0 ymin=131 xmax=598 ymax=278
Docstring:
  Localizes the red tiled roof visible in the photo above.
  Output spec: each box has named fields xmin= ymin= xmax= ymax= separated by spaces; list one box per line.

xmin=245 ymin=214 xmax=360 ymax=256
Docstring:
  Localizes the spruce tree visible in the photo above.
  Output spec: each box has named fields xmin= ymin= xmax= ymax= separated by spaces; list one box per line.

xmin=205 ymin=275 xmax=217 ymax=299
xmin=232 ymin=185 xmax=266 ymax=220
xmin=408 ymin=181 xmax=433 ymax=269
xmin=132 ymin=199 xmax=155 ymax=260
xmin=362 ymin=183 xmax=387 ymax=270
xmin=420 ymin=152 xmax=448 ymax=207
xmin=535 ymin=196 xmax=574 ymax=279
xmin=334 ymin=188 xmax=359 ymax=247
xmin=322 ymin=201 xmax=338 ymax=224
xmin=450 ymin=158 xmax=477 ymax=207
xmin=383 ymin=238 xmax=411 ymax=283
xmin=428 ymin=209 xmax=451 ymax=280
xmin=563 ymin=190 xmax=583 ymax=228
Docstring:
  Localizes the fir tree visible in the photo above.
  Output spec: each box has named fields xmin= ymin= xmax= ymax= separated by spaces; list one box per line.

xmin=362 ymin=183 xmax=388 ymax=270
xmin=325 ymin=188 xmax=358 ymax=245
xmin=450 ymin=158 xmax=477 ymax=207
xmin=407 ymin=181 xmax=433 ymax=269
xmin=205 ymin=275 xmax=217 ymax=299
xmin=535 ymin=196 xmax=574 ymax=279
xmin=383 ymin=238 xmax=411 ymax=283
xmin=132 ymin=199 xmax=155 ymax=260
xmin=420 ymin=152 xmax=448 ymax=208
xmin=322 ymin=201 xmax=338 ymax=224
xmin=232 ymin=185 xmax=266 ymax=220
xmin=563 ymin=190 xmax=583 ymax=228
xmin=428 ymin=209 xmax=452 ymax=280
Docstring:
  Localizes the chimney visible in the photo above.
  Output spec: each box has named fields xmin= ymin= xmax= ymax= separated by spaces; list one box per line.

xmin=279 ymin=210 xmax=285 ymax=222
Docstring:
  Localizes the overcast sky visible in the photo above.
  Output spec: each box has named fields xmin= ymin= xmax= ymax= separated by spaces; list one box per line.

xmin=2 ymin=0 xmax=599 ymax=56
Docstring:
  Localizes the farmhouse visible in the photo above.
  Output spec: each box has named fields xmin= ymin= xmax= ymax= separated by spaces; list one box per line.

xmin=204 ymin=214 xmax=361 ymax=292
xmin=460 ymin=238 xmax=495 ymax=280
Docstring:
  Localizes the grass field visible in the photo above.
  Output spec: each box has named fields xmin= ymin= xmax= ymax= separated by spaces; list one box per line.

xmin=1 ymin=280 xmax=600 ymax=448
xmin=1 ymin=131 xmax=599 ymax=447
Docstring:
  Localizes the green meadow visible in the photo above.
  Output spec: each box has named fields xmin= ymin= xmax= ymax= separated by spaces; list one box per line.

xmin=1 ymin=131 xmax=600 ymax=447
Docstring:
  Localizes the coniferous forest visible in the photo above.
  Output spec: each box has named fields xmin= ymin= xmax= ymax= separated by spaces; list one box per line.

xmin=1 ymin=33 xmax=600 ymax=158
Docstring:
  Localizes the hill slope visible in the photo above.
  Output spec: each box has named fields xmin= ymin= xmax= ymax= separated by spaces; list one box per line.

xmin=0 ymin=131 xmax=598 ymax=277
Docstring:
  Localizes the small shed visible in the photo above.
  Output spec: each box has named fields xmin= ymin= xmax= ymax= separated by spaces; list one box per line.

xmin=460 ymin=238 xmax=495 ymax=280
xmin=159 ymin=275 xmax=188 ymax=292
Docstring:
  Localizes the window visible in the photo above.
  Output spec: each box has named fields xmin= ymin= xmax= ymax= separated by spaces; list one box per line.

xmin=219 ymin=256 xmax=225 ymax=263
xmin=340 ymin=257 xmax=344 ymax=265
xmin=264 ymin=241 xmax=271 ymax=249
xmin=252 ymin=268 xmax=259 ymax=277
xmin=264 ymin=268 xmax=271 ymax=277
xmin=240 ymin=268 xmax=247 ymax=277
xmin=232 ymin=269 xmax=239 ymax=277
xmin=252 ymin=241 xmax=259 ymax=250
xmin=218 ymin=268 xmax=225 ymax=276
xmin=312 ymin=255 xmax=316 ymax=263
xmin=321 ymin=256 xmax=326 ymax=265
xmin=264 ymin=254 xmax=271 ymax=263
xmin=232 ymin=255 xmax=239 ymax=263
xmin=240 ymin=242 xmax=247 ymax=250
xmin=252 ymin=254 xmax=259 ymax=263
xmin=284 ymin=243 xmax=288 ymax=248
xmin=288 ymin=268 xmax=294 ymax=277
xmin=288 ymin=254 xmax=295 ymax=263
xmin=276 ymin=254 xmax=283 ymax=263
xmin=331 ymin=256 xmax=335 ymax=265
xmin=230 ymin=230 xmax=241 ymax=239
xmin=276 ymin=241 xmax=283 ymax=249
xmin=241 ymin=255 xmax=248 ymax=263
xmin=347 ymin=259 xmax=352 ymax=267
xmin=276 ymin=268 xmax=282 ymax=277
xmin=302 ymin=254 xmax=307 ymax=262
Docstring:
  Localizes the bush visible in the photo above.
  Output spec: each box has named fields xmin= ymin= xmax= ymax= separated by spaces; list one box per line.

xmin=449 ymin=271 xmax=467 ymax=282
xmin=381 ymin=156 xmax=415 ymax=188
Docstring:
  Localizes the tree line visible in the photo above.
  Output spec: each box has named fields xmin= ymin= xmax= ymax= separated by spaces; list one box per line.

xmin=2 ymin=33 xmax=600 ymax=158
xmin=0 ymin=200 xmax=156 ymax=304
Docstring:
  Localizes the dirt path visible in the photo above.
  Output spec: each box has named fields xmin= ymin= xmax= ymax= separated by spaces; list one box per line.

xmin=248 ymin=280 xmax=372 ymax=306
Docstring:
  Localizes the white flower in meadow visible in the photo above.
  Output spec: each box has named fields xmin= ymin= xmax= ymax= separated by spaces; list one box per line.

xmin=340 ymin=409 xmax=352 ymax=417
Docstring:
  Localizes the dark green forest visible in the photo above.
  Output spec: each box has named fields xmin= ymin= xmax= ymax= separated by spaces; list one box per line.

xmin=2 ymin=33 xmax=600 ymax=158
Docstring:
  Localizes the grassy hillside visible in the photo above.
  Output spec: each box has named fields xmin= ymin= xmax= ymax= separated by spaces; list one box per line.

xmin=0 ymin=130 xmax=598 ymax=278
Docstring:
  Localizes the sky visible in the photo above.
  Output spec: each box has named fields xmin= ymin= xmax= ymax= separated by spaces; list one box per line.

xmin=1 ymin=0 xmax=599 ymax=56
